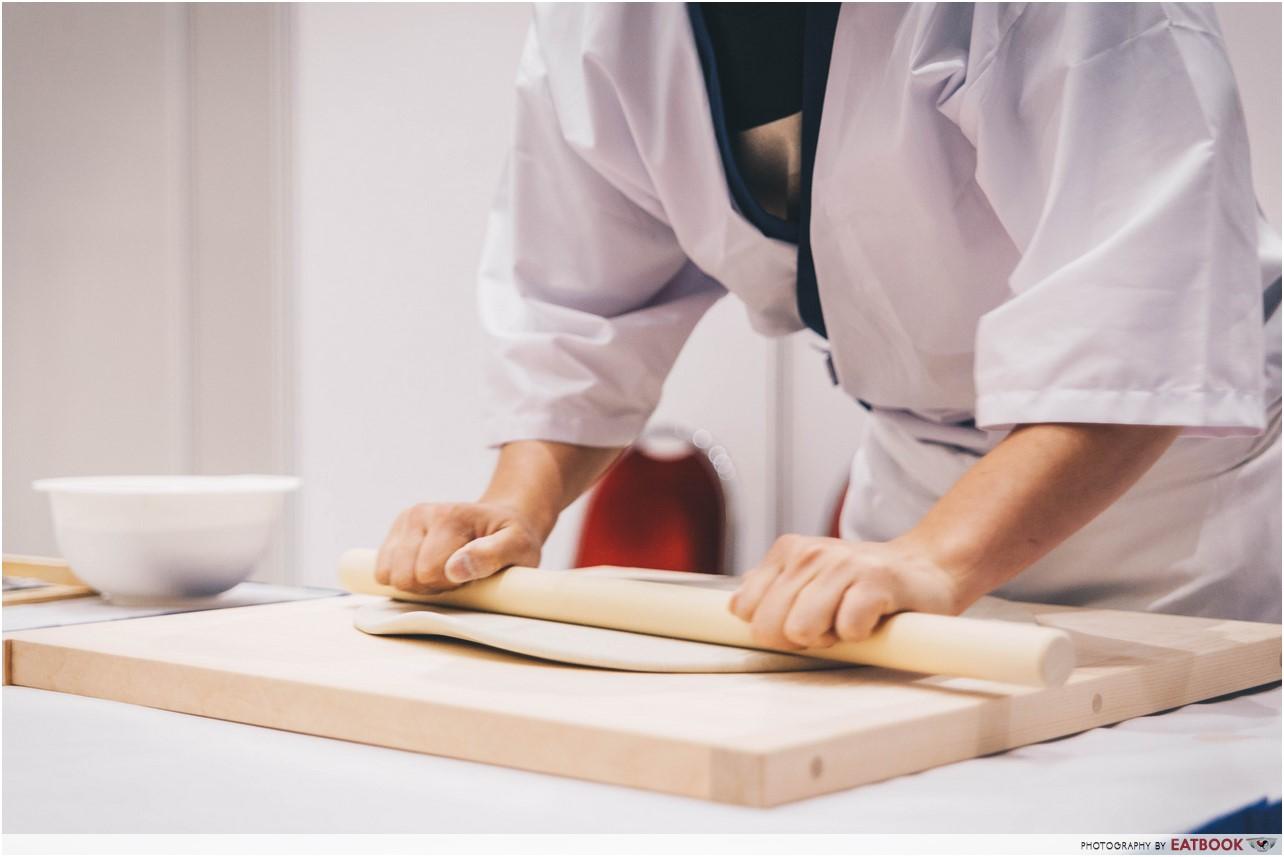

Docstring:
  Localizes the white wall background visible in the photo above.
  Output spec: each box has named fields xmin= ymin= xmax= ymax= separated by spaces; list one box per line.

xmin=3 ymin=3 xmax=293 ymax=577
xmin=290 ymin=3 xmax=780 ymax=581
xmin=291 ymin=4 xmax=533 ymax=582
xmin=4 ymin=4 xmax=190 ymax=559
xmin=5 ymin=3 xmax=1280 ymax=587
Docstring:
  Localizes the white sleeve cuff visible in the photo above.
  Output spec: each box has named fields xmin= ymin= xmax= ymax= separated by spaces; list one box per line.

xmin=974 ymin=387 xmax=1267 ymax=438
xmin=482 ymin=412 xmax=648 ymax=449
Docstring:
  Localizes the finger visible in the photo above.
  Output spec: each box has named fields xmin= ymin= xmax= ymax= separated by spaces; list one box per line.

xmin=731 ymin=535 xmax=810 ymax=618
xmin=728 ymin=559 xmax=783 ymax=621
xmin=374 ymin=540 xmax=392 ymax=586
xmin=444 ymin=527 xmax=536 ymax=584
xmin=387 ymin=525 xmax=427 ymax=592
xmin=834 ymin=583 xmax=894 ymax=643
xmin=749 ymin=559 xmax=828 ymax=651
xmin=412 ymin=522 xmax=474 ymax=590
xmin=781 ymin=568 xmax=851 ymax=648
xmin=762 ymin=533 xmax=801 ymax=565
xmin=374 ymin=513 xmax=407 ymax=585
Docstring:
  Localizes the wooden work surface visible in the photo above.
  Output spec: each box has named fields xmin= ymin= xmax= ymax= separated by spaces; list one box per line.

xmin=3 ymin=555 xmax=94 ymax=606
xmin=4 ymin=594 xmax=1280 ymax=807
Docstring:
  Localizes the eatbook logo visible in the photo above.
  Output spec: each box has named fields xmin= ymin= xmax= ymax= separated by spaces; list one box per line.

xmin=1247 ymin=839 xmax=1277 ymax=854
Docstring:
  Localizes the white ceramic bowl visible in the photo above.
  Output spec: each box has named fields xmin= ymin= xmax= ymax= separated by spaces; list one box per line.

xmin=33 ymin=475 xmax=301 ymax=604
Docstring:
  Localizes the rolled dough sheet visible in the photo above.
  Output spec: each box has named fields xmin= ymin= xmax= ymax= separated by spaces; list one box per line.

xmin=354 ymin=585 xmax=1036 ymax=673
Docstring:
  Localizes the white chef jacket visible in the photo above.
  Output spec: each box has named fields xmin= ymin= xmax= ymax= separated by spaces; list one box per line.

xmin=477 ymin=3 xmax=1282 ymax=621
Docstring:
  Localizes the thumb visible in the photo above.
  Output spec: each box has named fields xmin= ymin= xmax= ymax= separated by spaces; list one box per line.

xmin=443 ymin=528 xmax=532 ymax=584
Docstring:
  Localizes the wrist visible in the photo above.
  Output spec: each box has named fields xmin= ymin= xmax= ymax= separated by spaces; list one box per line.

xmin=479 ymin=491 xmax=558 ymax=544
xmin=890 ymin=528 xmax=994 ymax=612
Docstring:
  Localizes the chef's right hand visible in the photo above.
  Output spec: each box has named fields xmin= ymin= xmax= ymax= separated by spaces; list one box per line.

xmin=374 ymin=501 xmax=544 ymax=594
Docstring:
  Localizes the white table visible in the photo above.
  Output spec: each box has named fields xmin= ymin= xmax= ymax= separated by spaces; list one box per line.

xmin=3 ymin=682 xmax=1279 ymax=834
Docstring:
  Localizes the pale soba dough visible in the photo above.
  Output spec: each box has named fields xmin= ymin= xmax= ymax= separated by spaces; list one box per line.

xmin=354 ymin=571 xmax=1036 ymax=673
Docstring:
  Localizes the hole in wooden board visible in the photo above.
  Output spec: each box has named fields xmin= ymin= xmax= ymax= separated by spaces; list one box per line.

xmin=810 ymin=756 xmax=824 ymax=779
xmin=1091 ymin=693 xmax=1103 ymax=713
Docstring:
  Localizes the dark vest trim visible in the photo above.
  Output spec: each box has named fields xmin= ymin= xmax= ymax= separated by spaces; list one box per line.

xmin=796 ymin=3 xmax=841 ymax=339
xmin=687 ymin=3 xmax=839 ymax=338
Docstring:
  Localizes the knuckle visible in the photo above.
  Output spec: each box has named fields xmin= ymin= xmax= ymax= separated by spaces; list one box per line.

xmin=778 ymin=561 xmax=807 ymax=581
xmin=776 ymin=533 xmax=803 ymax=552
xmin=413 ymin=502 xmax=449 ymax=524
xmin=854 ymin=562 xmax=893 ymax=589
xmin=413 ymin=559 xmax=441 ymax=581
xmin=517 ymin=525 xmax=540 ymax=551
xmin=780 ymin=552 xmax=823 ymax=581
xmin=835 ymin=597 xmax=888 ymax=641
xmin=835 ymin=604 xmax=867 ymax=637
xmin=797 ymin=543 xmax=827 ymax=566
xmin=816 ymin=564 xmax=853 ymax=586
xmin=729 ymin=592 xmax=759 ymax=621
xmin=782 ymin=618 xmax=822 ymax=647
xmin=750 ymin=618 xmax=796 ymax=651
xmin=412 ymin=539 xmax=440 ymax=566
xmin=835 ymin=618 xmax=872 ymax=642
xmin=767 ymin=534 xmax=795 ymax=559
xmin=504 ymin=527 xmax=534 ymax=555
xmin=415 ymin=570 xmax=449 ymax=590
xmin=385 ymin=552 xmax=409 ymax=577
xmin=406 ymin=563 xmax=447 ymax=590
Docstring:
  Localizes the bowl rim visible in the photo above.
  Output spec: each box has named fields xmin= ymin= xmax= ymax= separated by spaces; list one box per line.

xmin=33 ymin=474 xmax=302 ymax=495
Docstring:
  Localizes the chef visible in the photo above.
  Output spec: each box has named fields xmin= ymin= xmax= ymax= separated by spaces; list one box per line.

xmin=377 ymin=3 xmax=1282 ymax=647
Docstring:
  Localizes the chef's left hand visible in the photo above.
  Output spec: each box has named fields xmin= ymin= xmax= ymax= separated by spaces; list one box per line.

xmin=728 ymin=535 xmax=962 ymax=649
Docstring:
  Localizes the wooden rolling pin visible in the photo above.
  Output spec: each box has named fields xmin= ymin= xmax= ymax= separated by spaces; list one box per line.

xmin=338 ymin=548 xmax=1075 ymax=686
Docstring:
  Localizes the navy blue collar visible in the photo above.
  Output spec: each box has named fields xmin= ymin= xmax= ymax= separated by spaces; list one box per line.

xmin=687 ymin=2 xmax=839 ymax=338
xmin=687 ymin=3 xmax=799 ymax=244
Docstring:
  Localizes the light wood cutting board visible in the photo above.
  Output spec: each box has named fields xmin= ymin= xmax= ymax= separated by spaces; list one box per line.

xmin=3 ymin=595 xmax=1279 ymax=806
xmin=3 ymin=555 xmax=94 ymax=606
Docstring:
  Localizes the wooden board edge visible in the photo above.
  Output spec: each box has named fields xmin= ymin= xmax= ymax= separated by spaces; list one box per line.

xmin=751 ymin=633 xmax=1283 ymax=806
xmin=3 ymin=555 xmax=85 ymax=586
xmin=707 ymin=746 xmax=769 ymax=807
xmin=3 ymin=584 xmax=96 ymax=607
xmin=6 ymin=638 xmax=728 ymax=804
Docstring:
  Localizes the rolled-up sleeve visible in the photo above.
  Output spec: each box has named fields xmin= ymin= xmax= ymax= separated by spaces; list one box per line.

xmin=961 ymin=4 xmax=1268 ymax=437
xmin=478 ymin=22 xmax=724 ymax=448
